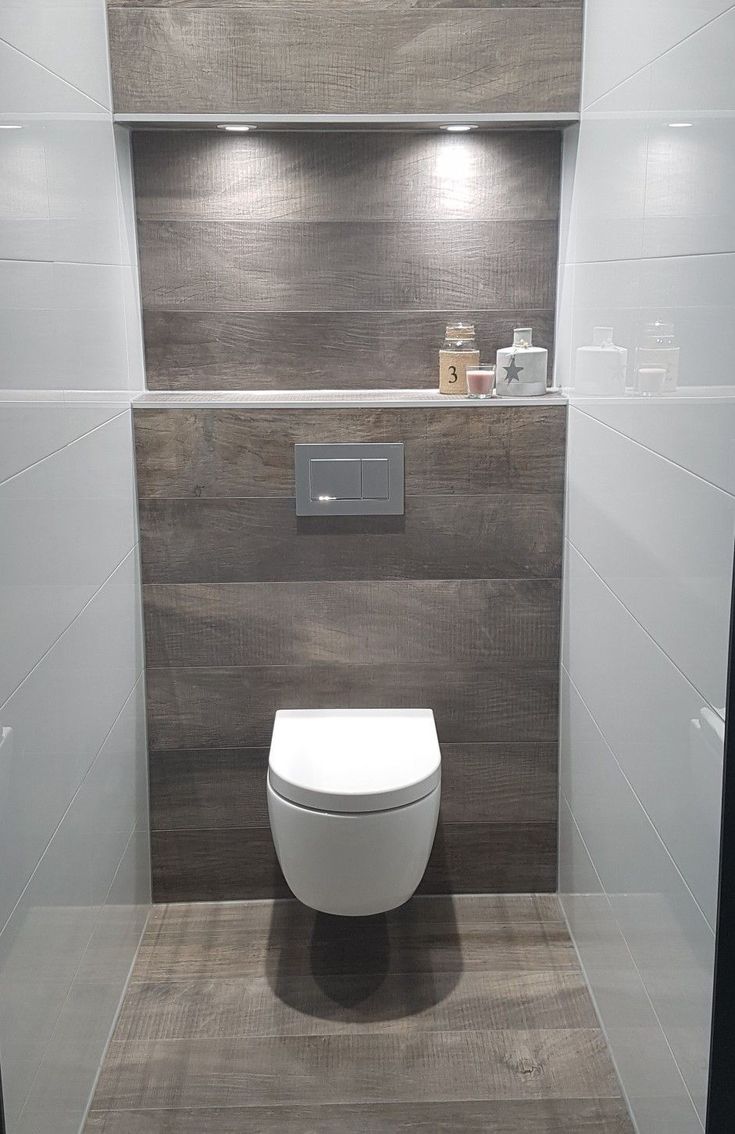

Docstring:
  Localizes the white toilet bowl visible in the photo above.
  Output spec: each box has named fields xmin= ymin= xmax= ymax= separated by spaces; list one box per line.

xmin=267 ymin=708 xmax=441 ymax=916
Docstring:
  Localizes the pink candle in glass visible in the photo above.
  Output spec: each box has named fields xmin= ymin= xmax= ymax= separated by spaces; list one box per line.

xmin=466 ymin=367 xmax=495 ymax=398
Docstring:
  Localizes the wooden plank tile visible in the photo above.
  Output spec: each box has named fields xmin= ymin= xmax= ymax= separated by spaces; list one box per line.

xmin=420 ymin=821 xmax=556 ymax=893
xmin=149 ymin=747 xmax=269 ymax=831
xmin=92 ymin=1028 xmax=620 ymax=1109
xmin=138 ymin=219 xmax=557 ymax=311
xmin=137 ymin=496 xmax=563 ymax=583
xmin=108 ymin=8 xmax=582 ymax=115
xmin=112 ymin=970 xmax=599 ymax=1042
xmin=143 ymin=580 xmax=560 ymax=668
xmin=111 ymin=1 xmax=584 ymax=9
xmin=151 ymin=827 xmax=288 ymax=903
xmin=133 ymin=406 xmax=440 ymax=499
xmin=85 ymin=1098 xmax=632 ymax=1134
xmin=149 ymin=742 xmax=556 ymax=832
xmin=440 ymin=743 xmax=557 ymax=824
xmin=133 ymin=406 xmax=567 ymax=499
xmin=507 ymin=404 xmax=568 ymax=491
xmin=150 ymin=820 xmax=556 ymax=901
xmin=141 ymin=308 xmax=557 ymax=392
xmin=133 ymin=131 xmax=561 ymax=223
xmin=423 ymin=404 xmax=567 ymax=495
xmin=145 ymin=663 xmax=559 ymax=750
xmin=133 ymin=897 xmax=575 ymax=981
xmin=138 ymin=892 xmax=564 ymax=947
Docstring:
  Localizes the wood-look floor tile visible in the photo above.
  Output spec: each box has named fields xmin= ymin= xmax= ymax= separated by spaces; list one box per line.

xmin=132 ymin=904 xmax=577 ymax=982
xmin=92 ymin=1028 xmax=620 ymax=1109
xmin=113 ymin=970 xmax=599 ymax=1043
xmin=85 ymin=1098 xmax=633 ymax=1134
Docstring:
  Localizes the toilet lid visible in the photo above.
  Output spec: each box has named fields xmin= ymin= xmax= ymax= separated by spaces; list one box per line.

xmin=268 ymin=709 xmax=441 ymax=813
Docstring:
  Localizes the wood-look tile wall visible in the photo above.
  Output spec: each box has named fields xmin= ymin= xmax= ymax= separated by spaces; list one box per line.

xmin=136 ymin=404 xmax=566 ymax=901
xmin=108 ymin=1 xmax=582 ymax=116
xmin=133 ymin=130 xmax=562 ymax=390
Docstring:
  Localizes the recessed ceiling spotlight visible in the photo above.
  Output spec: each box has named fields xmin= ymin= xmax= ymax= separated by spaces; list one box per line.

xmin=668 ymin=122 xmax=693 ymax=128
xmin=217 ymin=124 xmax=255 ymax=132
xmin=443 ymin=124 xmax=477 ymax=132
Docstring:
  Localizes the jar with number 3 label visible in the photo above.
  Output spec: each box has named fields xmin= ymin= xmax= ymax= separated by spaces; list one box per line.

xmin=439 ymin=324 xmax=480 ymax=395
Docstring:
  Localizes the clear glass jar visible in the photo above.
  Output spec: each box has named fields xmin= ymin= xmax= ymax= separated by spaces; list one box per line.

xmin=442 ymin=323 xmax=478 ymax=352
xmin=439 ymin=323 xmax=480 ymax=395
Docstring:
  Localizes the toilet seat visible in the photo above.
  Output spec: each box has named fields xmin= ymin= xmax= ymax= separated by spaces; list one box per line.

xmin=268 ymin=708 xmax=441 ymax=813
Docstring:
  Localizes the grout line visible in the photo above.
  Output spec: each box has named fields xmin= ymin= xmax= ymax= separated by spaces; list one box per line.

xmin=569 ymin=403 xmax=735 ymax=501
xmin=566 ymin=537 xmax=727 ymax=722
xmin=565 ymin=248 xmax=735 ymax=266
xmin=140 ymin=578 xmax=562 ymax=587
xmin=0 ymin=257 xmax=134 ymax=268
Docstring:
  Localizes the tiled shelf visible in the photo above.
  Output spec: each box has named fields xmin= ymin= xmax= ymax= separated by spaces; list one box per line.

xmin=133 ymin=389 xmax=568 ymax=409
xmin=114 ymin=112 xmax=580 ymax=131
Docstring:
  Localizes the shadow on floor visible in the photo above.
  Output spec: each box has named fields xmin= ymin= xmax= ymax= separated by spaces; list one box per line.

xmin=265 ymin=819 xmax=462 ymax=1022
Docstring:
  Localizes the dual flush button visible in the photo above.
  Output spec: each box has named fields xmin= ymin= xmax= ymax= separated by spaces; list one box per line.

xmin=294 ymin=443 xmax=404 ymax=516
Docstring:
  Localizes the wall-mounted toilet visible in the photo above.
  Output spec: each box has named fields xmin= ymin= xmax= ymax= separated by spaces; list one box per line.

xmin=267 ymin=708 xmax=441 ymax=916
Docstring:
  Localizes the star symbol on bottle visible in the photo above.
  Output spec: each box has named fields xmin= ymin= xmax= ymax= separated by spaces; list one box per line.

xmin=503 ymin=357 xmax=524 ymax=384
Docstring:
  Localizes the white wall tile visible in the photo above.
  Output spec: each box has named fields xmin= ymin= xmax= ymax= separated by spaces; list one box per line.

xmin=0 ymin=547 xmax=143 ymax=933
xmin=567 ymin=407 xmax=735 ymax=708
xmin=0 ymin=7 xmax=149 ymax=1130
xmin=563 ymin=544 xmax=724 ymax=926
xmin=14 ymin=846 xmax=148 ymax=1134
xmin=569 ymin=394 xmax=735 ymax=497
xmin=0 ymin=39 xmax=101 ymax=118
xmin=582 ymin=0 xmax=732 ymax=109
xmin=0 ymin=0 xmax=111 ymax=110
xmin=0 ymin=259 xmax=134 ymax=391
xmin=560 ymin=675 xmax=715 ymax=1123
xmin=564 ymin=115 xmax=647 ymax=264
xmin=647 ymin=6 xmax=735 ymax=116
xmin=0 ymin=412 xmax=138 ymax=705
xmin=0 ymin=678 xmax=146 ymax=1124
xmin=0 ymin=123 xmax=49 ymax=261
xmin=559 ymin=801 xmax=703 ymax=1134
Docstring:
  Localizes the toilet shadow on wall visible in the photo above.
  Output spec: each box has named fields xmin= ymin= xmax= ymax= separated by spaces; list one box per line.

xmin=265 ymin=818 xmax=462 ymax=1021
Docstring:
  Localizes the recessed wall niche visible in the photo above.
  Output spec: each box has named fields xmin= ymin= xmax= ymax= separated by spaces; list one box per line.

xmin=132 ymin=129 xmax=562 ymax=390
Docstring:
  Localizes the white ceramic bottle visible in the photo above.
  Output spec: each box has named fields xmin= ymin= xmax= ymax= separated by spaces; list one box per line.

xmin=574 ymin=327 xmax=627 ymax=395
xmin=495 ymin=328 xmax=548 ymax=397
